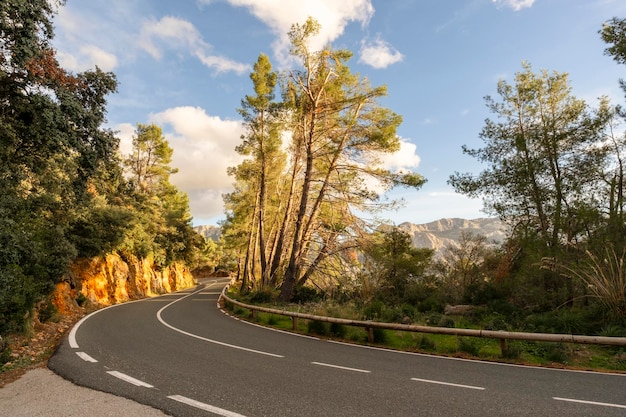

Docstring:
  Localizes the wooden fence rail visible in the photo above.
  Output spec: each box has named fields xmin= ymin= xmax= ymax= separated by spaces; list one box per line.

xmin=220 ymin=287 xmax=626 ymax=356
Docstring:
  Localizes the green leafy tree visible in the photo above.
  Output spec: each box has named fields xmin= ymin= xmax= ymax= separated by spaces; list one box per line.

xmin=449 ymin=63 xmax=611 ymax=307
xmin=362 ymin=228 xmax=433 ymax=304
xmin=121 ymin=123 xmax=202 ymax=267
xmin=229 ymin=54 xmax=284 ymax=291
xmin=0 ymin=0 xmax=124 ymax=336
xmin=124 ymin=123 xmax=178 ymax=195
xmin=277 ymin=18 xmax=425 ymax=301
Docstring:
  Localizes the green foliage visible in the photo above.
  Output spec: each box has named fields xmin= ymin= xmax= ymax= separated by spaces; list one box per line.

xmin=417 ymin=336 xmax=436 ymax=351
xmin=249 ymin=290 xmax=276 ymax=304
xmin=601 ymin=17 xmax=626 ymax=65
xmin=371 ymin=328 xmax=388 ymax=344
xmin=329 ymin=322 xmax=347 ymax=338
xmin=0 ymin=2 xmax=202 ymax=339
xmin=292 ymin=286 xmax=322 ymax=303
xmin=38 ymin=299 xmax=60 ymax=323
xmin=458 ymin=337 xmax=480 ymax=356
xmin=363 ymin=227 xmax=434 ymax=305
xmin=75 ymin=292 xmax=88 ymax=307
xmin=307 ymin=320 xmax=329 ymax=336
xmin=0 ymin=266 xmax=37 ymax=335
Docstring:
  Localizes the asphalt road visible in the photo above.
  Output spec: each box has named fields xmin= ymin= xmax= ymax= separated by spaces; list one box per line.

xmin=49 ymin=278 xmax=626 ymax=417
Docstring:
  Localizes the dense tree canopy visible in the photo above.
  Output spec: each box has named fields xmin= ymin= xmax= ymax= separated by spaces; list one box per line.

xmin=223 ymin=18 xmax=425 ymax=302
xmin=0 ymin=1 xmax=203 ymax=338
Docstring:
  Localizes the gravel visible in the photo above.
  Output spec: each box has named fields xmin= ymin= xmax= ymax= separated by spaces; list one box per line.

xmin=0 ymin=367 xmax=170 ymax=417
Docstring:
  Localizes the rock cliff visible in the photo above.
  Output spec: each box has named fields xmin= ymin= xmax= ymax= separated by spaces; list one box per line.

xmin=52 ymin=253 xmax=196 ymax=311
xmin=397 ymin=218 xmax=508 ymax=254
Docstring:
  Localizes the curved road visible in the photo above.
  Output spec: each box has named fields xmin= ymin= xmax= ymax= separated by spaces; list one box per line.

xmin=49 ymin=278 xmax=626 ymax=416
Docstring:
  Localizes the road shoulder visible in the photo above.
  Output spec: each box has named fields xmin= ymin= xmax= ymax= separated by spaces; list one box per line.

xmin=0 ymin=367 xmax=170 ymax=417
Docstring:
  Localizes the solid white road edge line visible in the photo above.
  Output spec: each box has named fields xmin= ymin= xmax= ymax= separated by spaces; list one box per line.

xmin=75 ymin=351 xmax=98 ymax=363
xmin=168 ymin=395 xmax=247 ymax=417
xmin=311 ymin=361 xmax=371 ymax=373
xmin=156 ymin=285 xmax=284 ymax=358
xmin=68 ymin=286 xmax=205 ymax=349
xmin=553 ymin=397 xmax=626 ymax=409
xmin=106 ymin=371 xmax=154 ymax=388
xmin=411 ymin=377 xmax=485 ymax=390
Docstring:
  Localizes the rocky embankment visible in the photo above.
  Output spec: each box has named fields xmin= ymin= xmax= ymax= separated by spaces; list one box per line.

xmin=0 ymin=253 xmax=195 ymax=385
xmin=53 ymin=253 xmax=196 ymax=311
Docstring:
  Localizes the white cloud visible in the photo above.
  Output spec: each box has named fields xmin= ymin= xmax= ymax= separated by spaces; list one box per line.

xmin=54 ymin=7 xmax=120 ymax=72
xmin=359 ymin=37 xmax=403 ymax=69
xmin=148 ymin=106 xmax=245 ymax=219
xmin=492 ymin=0 xmax=536 ymax=11
xmin=115 ymin=123 xmax=136 ymax=157
xmin=218 ymin=0 xmax=374 ymax=65
xmin=378 ymin=139 xmax=421 ymax=171
xmin=139 ymin=16 xmax=203 ymax=60
xmin=139 ymin=16 xmax=250 ymax=74
xmin=58 ymin=45 xmax=118 ymax=72
xmin=361 ymin=138 xmax=422 ymax=195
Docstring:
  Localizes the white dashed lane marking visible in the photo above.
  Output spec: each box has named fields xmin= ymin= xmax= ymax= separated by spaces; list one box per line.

xmin=168 ymin=395 xmax=248 ymax=417
xmin=106 ymin=371 xmax=154 ymax=388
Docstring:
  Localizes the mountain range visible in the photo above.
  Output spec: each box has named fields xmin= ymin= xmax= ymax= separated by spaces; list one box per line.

xmin=396 ymin=218 xmax=508 ymax=254
xmin=194 ymin=218 xmax=508 ymax=254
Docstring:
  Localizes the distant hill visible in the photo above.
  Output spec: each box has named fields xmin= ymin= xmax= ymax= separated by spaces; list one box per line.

xmin=194 ymin=225 xmax=221 ymax=242
xmin=397 ymin=218 xmax=508 ymax=255
xmin=194 ymin=218 xmax=509 ymax=253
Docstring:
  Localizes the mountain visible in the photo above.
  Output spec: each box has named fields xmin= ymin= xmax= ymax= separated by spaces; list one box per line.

xmin=397 ymin=218 xmax=508 ymax=255
xmin=194 ymin=225 xmax=221 ymax=242
xmin=193 ymin=218 xmax=509 ymax=254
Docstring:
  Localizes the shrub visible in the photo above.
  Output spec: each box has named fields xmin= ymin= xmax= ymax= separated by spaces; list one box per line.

xmin=293 ymin=286 xmax=321 ymax=303
xmin=249 ymin=290 xmax=275 ymax=304
xmin=417 ymin=295 xmax=445 ymax=313
xmin=75 ymin=292 xmax=88 ymax=307
xmin=362 ymin=300 xmax=385 ymax=320
xmin=38 ymin=299 xmax=59 ymax=323
xmin=329 ymin=322 xmax=347 ymax=338
xmin=307 ymin=320 xmax=329 ymax=336
xmin=372 ymin=328 xmax=388 ymax=344
xmin=0 ymin=267 xmax=38 ymax=336
xmin=458 ymin=337 xmax=479 ymax=356
xmin=418 ymin=336 xmax=436 ymax=351
xmin=501 ymin=341 xmax=523 ymax=359
xmin=439 ymin=316 xmax=456 ymax=328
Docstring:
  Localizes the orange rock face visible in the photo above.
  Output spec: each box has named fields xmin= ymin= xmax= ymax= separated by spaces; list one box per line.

xmin=52 ymin=253 xmax=196 ymax=308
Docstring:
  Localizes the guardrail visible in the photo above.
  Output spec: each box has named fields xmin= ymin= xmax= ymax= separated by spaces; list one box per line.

xmin=220 ymin=288 xmax=626 ymax=356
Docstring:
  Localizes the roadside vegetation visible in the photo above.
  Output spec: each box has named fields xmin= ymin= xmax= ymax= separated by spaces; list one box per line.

xmin=0 ymin=0 xmax=206 ymax=367
xmin=220 ymin=16 xmax=626 ymax=371
xmin=3 ymin=0 xmax=626 ymax=375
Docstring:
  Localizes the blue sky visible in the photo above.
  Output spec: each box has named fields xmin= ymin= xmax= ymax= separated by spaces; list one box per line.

xmin=51 ymin=0 xmax=626 ymax=226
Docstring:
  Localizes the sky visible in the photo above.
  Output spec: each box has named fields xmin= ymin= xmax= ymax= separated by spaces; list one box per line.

xmin=50 ymin=0 xmax=626 ymax=226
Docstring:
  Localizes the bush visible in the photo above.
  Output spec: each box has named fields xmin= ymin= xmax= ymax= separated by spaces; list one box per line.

xmin=75 ymin=292 xmax=88 ymax=307
xmin=38 ymin=299 xmax=59 ymax=323
xmin=329 ymin=322 xmax=347 ymax=338
xmin=417 ymin=295 xmax=445 ymax=313
xmin=501 ymin=341 xmax=523 ymax=359
xmin=293 ymin=286 xmax=321 ymax=303
xmin=249 ymin=290 xmax=275 ymax=304
xmin=0 ymin=266 xmax=38 ymax=336
xmin=0 ymin=337 xmax=10 ymax=366
xmin=307 ymin=320 xmax=329 ymax=336
xmin=458 ymin=337 xmax=480 ymax=356
xmin=363 ymin=300 xmax=385 ymax=320
xmin=418 ymin=336 xmax=436 ymax=351
xmin=372 ymin=328 xmax=388 ymax=344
